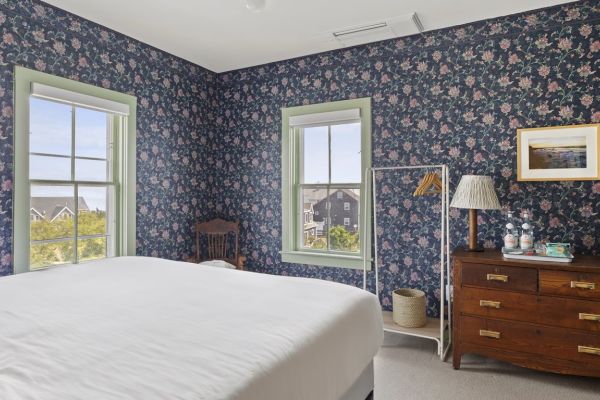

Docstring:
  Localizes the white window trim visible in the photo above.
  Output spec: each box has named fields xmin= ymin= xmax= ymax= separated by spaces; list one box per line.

xmin=280 ymin=98 xmax=372 ymax=270
xmin=13 ymin=66 xmax=137 ymax=274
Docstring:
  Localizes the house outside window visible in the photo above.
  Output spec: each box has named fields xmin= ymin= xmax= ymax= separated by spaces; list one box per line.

xmin=281 ymin=98 xmax=371 ymax=269
xmin=13 ymin=67 xmax=137 ymax=274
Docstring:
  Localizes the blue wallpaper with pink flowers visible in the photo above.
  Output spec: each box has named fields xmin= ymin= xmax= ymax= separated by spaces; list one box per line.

xmin=0 ymin=0 xmax=218 ymax=275
xmin=211 ymin=1 xmax=600 ymax=316
xmin=0 ymin=0 xmax=598 ymax=318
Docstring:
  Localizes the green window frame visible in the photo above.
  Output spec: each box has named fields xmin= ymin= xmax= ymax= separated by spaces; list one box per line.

xmin=13 ymin=66 xmax=137 ymax=274
xmin=281 ymin=98 xmax=372 ymax=269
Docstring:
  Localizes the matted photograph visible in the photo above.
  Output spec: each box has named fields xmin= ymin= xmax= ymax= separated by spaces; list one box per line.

xmin=517 ymin=124 xmax=600 ymax=181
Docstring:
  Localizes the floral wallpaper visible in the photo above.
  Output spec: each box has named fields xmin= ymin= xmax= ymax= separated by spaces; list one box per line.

xmin=0 ymin=0 xmax=218 ymax=275
xmin=211 ymin=0 xmax=600 ymax=316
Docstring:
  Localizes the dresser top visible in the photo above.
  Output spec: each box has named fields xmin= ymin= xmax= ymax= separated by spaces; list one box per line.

xmin=453 ymin=249 xmax=600 ymax=273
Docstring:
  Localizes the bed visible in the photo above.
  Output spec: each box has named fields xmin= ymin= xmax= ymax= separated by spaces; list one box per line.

xmin=0 ymin=256 xmax=383 ymax=399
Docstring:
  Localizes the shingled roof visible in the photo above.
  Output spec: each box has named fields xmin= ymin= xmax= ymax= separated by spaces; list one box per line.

xmin=30 ymin=197 xmax=90 ymax=221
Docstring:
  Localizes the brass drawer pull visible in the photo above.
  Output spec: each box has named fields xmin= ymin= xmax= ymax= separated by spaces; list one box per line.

xmin=578 ymin=346 xmax=600 ymax=356
xmin=480 ymin=300 xmax=501 ymax=309
xmin=571 ymin=281 xmax=596 ymax=290
xmin=487 ymin=274 xmax=508 ymax=283
xmin=479 ymin=329 xmax=501 ymax=339
xmin=579 ymin=313 xmax=600 ymax=322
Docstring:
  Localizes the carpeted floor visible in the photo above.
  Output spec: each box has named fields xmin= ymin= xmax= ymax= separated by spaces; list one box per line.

xmin=374 ymin=332 xmax=600 ymax=400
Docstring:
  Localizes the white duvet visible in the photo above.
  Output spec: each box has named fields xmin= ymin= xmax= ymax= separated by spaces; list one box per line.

xmin=0 ymin=257 xmax=383 ymax=400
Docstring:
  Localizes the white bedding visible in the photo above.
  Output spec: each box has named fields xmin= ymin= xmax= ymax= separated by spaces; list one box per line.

xmin=0 ymin=256 xmax=383 ymax=400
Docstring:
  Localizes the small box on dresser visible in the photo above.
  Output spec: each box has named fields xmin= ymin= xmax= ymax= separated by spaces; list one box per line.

xmin=452 ymin=249 xmax=600 ymax=378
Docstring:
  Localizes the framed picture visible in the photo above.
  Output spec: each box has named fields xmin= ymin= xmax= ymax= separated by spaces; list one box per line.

xmin=517 ymin=124 xmax=600 ymax=181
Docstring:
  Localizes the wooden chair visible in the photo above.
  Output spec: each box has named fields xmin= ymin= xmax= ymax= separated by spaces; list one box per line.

xmin=193 ymin=218 xmax=246 ymax=270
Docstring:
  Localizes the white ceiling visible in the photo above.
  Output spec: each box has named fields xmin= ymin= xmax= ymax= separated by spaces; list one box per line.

xmin=44 ymin=0 xmax=573 ymax=73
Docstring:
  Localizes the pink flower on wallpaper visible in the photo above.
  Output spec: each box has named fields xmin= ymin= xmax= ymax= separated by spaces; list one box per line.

xmin=499 ymin=39 xmax=511 ymax=50
xmin=482 ymin=51 xmax=494 ymax=62
xmin=582 ymin=235 xmax=595 ymax=249
xmin=592 ymin=111 xmax=600 ymax=123
xmin=581 ymin=94 xmax=593 ymax=107
xmin=500 ymin=103 xmax=512 ymax=114
xmin=548 ymin=217 xmax=561 ymax=228
xmin=538 ymin=65 xmax=550 ymax=77
xmin=482 ymin=113 xmax=495 ymax=124
xmin=557 ymin=38 xmax=572 ymax=51
xmin=579 ymin=24 xmax=592 ymax=38
xmin=418 ymin=237 xmax=429 ymax=248
xmin=579 ymin=205 xmax=593 ymax=218
xmin=501 ymin=167 xmax=512 ymax=178
xmin=558 ymin=106 xmax=574 ymax=119
xmin=591 ymin=40 xmax=600 ymax=53
xmin=540 ymin=199 xmax=552 ymax=212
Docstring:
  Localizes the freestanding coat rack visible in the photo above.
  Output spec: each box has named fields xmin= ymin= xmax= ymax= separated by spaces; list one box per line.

xmin=363 ymin=165 xmax=451 ymax=360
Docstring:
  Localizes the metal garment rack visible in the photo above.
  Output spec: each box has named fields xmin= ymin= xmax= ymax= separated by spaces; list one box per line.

xmin=363 ymin=165 xmax=451 ymax=361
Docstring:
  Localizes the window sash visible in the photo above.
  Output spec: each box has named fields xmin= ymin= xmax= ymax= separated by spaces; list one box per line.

xmin=14 ymin=66 xmax=137 ymax=274
xmin=28 ymin=100 xmax=117 ymax=268
xmin=281 ymin=97 xmax=371 ymax=269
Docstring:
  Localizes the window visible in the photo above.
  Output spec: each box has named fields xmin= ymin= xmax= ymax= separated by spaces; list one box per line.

xmin=281 ymin=98 xmax=371 ymax=269
xmin=14 ymin=67 xmax=137 ymax=273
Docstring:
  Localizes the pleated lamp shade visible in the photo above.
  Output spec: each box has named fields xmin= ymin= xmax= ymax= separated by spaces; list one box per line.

xmin=450 ymin=175 xmax=500 ymax=210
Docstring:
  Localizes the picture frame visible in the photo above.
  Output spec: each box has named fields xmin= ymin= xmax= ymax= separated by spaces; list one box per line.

xmin=517 ymin=124 xmax=600 ymax=181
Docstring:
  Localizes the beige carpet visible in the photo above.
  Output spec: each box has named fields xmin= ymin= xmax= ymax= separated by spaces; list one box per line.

xmin=374 ymin=332 xmax=600 ymax=400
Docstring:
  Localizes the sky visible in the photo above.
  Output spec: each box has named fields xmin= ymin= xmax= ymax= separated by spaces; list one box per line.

xmin=29 ymin=97 xmax=110 ymax=211
xmin=303 ymin=122 xmax=361 ymax=184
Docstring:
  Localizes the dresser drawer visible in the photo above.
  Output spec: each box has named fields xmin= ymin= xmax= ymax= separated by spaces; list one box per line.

xmin=461 ymin=263 xmax=537 ymax=292
xmin=538 ymin=296 xmax=600 ymax=332
xmin=540 ymin=270 xmax=600 ymax=300
xmin=460 ymin=316 xmax=600 ymax=365
xmin=459 ymin=287 xmax=537 ymax=321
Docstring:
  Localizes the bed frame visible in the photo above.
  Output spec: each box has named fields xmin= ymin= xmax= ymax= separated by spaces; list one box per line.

xmin=341 ymin=361 xmax=374 ymax=400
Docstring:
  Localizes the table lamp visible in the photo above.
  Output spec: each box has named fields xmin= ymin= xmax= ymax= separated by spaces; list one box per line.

xmin=450 ymin=175 xmax=501 ymax=251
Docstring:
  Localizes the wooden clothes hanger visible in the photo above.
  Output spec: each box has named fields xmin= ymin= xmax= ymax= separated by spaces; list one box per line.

xmin=413 ymin=171 xmax=443 ymax=196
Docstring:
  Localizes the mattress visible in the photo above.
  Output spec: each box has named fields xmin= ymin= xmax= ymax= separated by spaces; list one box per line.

xmin=0 ymin=256 xmax=383 ymax=400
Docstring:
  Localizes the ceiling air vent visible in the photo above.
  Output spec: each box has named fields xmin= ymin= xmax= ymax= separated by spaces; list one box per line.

xmin=320 ymin=13 xmax=424 ymax=48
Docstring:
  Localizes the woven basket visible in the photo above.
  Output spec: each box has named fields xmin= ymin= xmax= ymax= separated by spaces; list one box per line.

xmin=392 ymin=288 xmax=427 ymax=328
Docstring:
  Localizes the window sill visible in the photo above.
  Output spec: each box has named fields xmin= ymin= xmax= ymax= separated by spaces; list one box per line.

xmin=280 ymin=251 xmax=371 ymax=270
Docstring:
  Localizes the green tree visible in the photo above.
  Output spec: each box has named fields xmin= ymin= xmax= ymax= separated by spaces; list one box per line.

xmin=329 ymin=225 xmax=359 ymax=252
xmin=30 ymin=211 xmax=107 ymax=268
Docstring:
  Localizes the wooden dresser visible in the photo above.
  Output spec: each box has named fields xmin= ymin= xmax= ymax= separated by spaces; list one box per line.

xmin=452 ymin=249 xmax=600 ymax=377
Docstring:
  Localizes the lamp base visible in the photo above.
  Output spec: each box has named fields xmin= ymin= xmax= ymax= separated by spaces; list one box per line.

xmin=463 ymin=246 xmax=484 ymax=252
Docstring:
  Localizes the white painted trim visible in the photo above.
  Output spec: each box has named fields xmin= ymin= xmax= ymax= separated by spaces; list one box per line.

xmin=31 ymin=82 xmax=130 ymax=115
xmin=289 ymin=108 xmax=359 ymax=127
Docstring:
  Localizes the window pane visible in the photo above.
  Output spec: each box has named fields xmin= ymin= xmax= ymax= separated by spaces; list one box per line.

xmin=77 ymin=186 xmax=108 ymax=236
xmin=30 ymin=241 xmax=74 ymax=270
xmin=75 ymin=158 xmax=108 ymax=182
xmin=303 ymin=126 xmax=329 ymax=184
xmin=78 ymin=237 xmax=107 ymax=262
xmin=30 ymin=154 xmax=71 ymax=181
xmin=331 ymin=123 xmax=361 ymax=183
xmin=30 ymin=185 xmax=75 ymax=240
xmin=30 ymin=185 xmax=75 ymax=268
xmin=78 ymin=186 xmax=115 ymax=260
xmin=328 ymin=188 xmax=360 ymax=253
xmin=301 ymin=187 xmax=328 ymax=250
xmin=76 ymin=108 xmax=109 ymax=159
xmin=29 ymin=98 xmax=71 ymax=156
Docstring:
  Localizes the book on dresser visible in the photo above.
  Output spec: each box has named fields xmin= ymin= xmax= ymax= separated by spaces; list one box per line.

xmin=452 ymin=249 xmax=600 ymax=378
